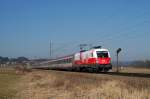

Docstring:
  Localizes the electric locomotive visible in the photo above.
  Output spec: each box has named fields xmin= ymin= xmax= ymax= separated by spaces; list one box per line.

xmin=37 ymin=46 xmax=112 ymax=72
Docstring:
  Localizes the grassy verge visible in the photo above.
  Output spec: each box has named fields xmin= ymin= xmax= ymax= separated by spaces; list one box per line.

xmin=17 ymin=70 xmax=150 ymax=99
xmin=0 ymin=70 xmax=21 ymax=99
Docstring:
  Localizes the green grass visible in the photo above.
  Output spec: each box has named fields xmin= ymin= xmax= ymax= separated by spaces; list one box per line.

xmin=0 ymin=71 xmax=21 ymax=99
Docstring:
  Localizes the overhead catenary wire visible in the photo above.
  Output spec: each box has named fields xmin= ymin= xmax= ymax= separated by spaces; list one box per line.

xmin=48 ymin=11 xmax=122 ymax=56
xmin=51 ymin=19 xmax=150 ymax=58
xmin=51 ymin=43 xmax=78 ymax=58
xmin=49 ymin=12 xmax=150 ymax=58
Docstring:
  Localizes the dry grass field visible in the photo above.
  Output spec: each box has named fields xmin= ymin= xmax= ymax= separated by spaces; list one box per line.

xmin=121 ymin=67 xmax=150 ymax=74
xmin=14 ymin=68 xmax=150 ymax=99
xmin=0 ymin=69 xmax=21 ymax=99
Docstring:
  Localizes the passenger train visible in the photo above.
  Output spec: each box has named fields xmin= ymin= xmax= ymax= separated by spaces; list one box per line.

xmin=42 ymin=46 xmax=112 ymax=72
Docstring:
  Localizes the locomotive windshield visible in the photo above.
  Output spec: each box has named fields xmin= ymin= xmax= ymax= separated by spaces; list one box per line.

xmin=96 ymin=51 xmax=108 ymax=58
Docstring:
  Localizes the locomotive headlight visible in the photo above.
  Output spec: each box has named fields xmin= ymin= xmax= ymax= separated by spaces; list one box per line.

xmin=96 ymin=59 xmax=99 ymax=64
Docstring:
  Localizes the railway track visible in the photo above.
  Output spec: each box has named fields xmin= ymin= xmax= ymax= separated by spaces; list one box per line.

xmin=32 ymin=65 xmax=150 ymax=78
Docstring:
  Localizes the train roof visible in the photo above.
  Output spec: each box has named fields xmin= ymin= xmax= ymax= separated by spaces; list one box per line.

xmin=92 ymin=48 xmax=109 ymax=51
xmin=74 ymin=48 xmax=109 ymax=55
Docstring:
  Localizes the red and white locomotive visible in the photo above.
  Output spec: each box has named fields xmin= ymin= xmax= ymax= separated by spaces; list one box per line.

xmin=45 ymin=46 xmax=112 ymax=72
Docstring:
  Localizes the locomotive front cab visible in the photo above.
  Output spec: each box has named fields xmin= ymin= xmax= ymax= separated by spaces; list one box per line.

xmin=96 ymin=51 xmax=111 ymax=65
xmin=94 ymin=49 xmax=112 ymax=71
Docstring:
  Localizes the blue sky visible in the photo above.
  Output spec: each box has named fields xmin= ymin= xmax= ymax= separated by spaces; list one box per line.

xmin=0 ymin=0 xmax=150 ymax=61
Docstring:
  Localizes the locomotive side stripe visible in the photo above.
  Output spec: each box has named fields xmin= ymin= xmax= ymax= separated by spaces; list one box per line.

xmin=74 ymin=58 xmax=111 ymax=65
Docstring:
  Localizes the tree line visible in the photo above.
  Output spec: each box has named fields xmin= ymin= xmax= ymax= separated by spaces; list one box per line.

xmin=0 ymin=56 xmax=29 ymax=64
xmin=130 ymin=60 xmax=150 ymax=68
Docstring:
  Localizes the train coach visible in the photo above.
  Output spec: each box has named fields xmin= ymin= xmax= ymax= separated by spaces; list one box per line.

xmin=47 ymin=46 xmax=112 ymax=72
